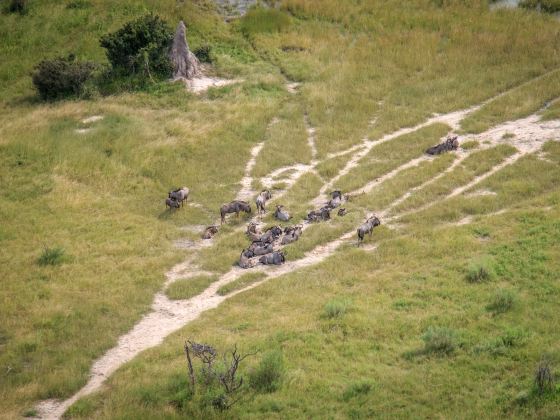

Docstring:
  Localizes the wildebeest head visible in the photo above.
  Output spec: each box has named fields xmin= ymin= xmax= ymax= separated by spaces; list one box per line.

xmin=331 ymin=190 xmax=342 ymax=200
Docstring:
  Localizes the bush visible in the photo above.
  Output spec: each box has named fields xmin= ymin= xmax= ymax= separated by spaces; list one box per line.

xmin=194 ymin=45 xmax=212 ymax=63
xmin=422 ymin=327 xmax=457 ymax=356
xmin=7 ymin=0 xmax=27 ymax=14
xmin=249 ymin=350 xmax=284 ymax=393
xmin=99 ymin=14 xmax=173 ymax=78
xmin=32 ymin=55 xmax=96 ymax=100
xmin=37 ymin=246 xmax=67 ymax=266
xmin=520 ymin=0 xmax=560 ymax=13
xmin=486 ymin=289 xmax=516 ymax=314
xmin=466 ymin=257 xmax=496 ymax=283
xmin=323 ymin=298 xmax=351 ymax=319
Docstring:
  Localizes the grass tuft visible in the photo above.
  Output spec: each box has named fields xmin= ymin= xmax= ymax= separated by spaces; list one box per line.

xmin=217 ymin=272 xmax=266 ymax=296
xmin=486 ymin=289 xmax=516 ymax=314
xmin=466 ymin=257 xmax=496 ymax=283
xmin=249 ymin=350 xmax=284 ymax=393
xmin=422 ymin=327 xmax=457 ymax=356
xmin=37 ymin=246 xmax=67 ymax=266
xmin=165 ymin=276 xmax=217 ymax=300
xmin=322 ymin=298 xmax=352 ymax=319
xmin=342 ymin=381 xmax=373 ymax=401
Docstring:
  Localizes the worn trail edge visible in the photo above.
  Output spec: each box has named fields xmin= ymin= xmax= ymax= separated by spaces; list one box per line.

xmin=36 ymin=83 xmax=560 ymax=418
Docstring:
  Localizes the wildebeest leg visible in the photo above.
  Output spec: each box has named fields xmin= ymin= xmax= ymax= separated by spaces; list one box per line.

xmin=236 ymin=211 xmax=239 ymax=218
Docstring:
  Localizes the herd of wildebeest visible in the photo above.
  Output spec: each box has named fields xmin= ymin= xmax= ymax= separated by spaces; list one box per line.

xmin=165 ymin=135 xmax=460 ymax=269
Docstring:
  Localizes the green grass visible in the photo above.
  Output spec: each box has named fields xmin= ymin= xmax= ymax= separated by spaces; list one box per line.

xmin=2 ymin=0 xmax=560 ymax=418
xmin=461 ymin=69 xmax=560 ymax=133
xmin=217 ymin=272 xmax=267 ymax=296
xmin=335 ymin=123 xmax=451 ymax=194
xmin=165 ymin=275 xmax=218 ymax=300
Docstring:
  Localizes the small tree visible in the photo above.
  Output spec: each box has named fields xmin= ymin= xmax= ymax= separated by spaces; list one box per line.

xmin=99 ymin=14 xmax=173 ymax=78
xmin=32 ymin=54 xmax=96 ymax=100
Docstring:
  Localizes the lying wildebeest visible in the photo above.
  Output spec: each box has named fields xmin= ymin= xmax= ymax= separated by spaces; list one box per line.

xmin=357 ymin=215 xmax=381 ymax=242
xmin=169 ymin=187 xmax=190 ymax=207
xmin=239 ymin=249 xmax=257 ymax=269
xmin=337 ymin=208 xmax=347 ymax=217
xmin=274 ymin=205 xmax=292 ymax=222
xmin=246 ymin=222 xmax=262 ymax=242
xmin=281 ymin=225 xmax=303 ymax=245
xmin=255 ymin=190 xmax=272 ymax=215
xmin=426 ymin=135 xmax=459 ymax=155
xmin=165 ymin=197 xmax=180 ymax=209
xmin=248 ymin=241 xmax=274 ymax=256
xmin=259 ymin=251 xmax=285 ymax=265
xmin=220 ymin=200 xmax=251 ymax=224
xmin=259 ymin=226 xmax=283 ymax=244
xmin=202 ymin=225 xmax=218 ymax=240
xmin=307 ymin=206 xmax=331 ymax=222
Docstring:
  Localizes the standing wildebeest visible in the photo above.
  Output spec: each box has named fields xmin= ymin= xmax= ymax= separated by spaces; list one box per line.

xmin=259 ymin=251 xmax=285 ymax=265
xmin=426 ymin=136 xmax=459 ymax=155
xmin=169 ymin=187 xmax=190 ymax=207
xmin=166 ymin=197 xmax=180 ymax=209
xmin=274 ymin=205 xmax=292 ymax=222
xmin=357 ymin=216 xmax=381 ymax=242
xmin=202 ymin=225 xmax=218 ymax=240
xmin=220 ymin=200 xmax=251 ymax=224
xmin=255 ymin=190 xmax=272 ymax=215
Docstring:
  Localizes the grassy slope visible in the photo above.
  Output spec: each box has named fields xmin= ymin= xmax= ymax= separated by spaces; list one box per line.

xmin=1 ymin=0 xmax=560 ymax=418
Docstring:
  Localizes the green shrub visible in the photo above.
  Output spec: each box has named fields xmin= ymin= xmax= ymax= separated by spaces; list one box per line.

xmin=466 ymin=257 xmax=496 ymax=283
xmin=32 ymin=55 xmax=96 ymax=100
xmin=7 ymin=0 xmax=27 ymax=14
xmin=520 ymin=0 xmax=560 ymax=13
xmin=323 ymin=298 xmax=352 ymax=319
xmin=249 ymin=350 xmax=284 ymax=393
xmin=37 ymin=247 xmax=67 ymax=266
xmin=486 ymin=289 xmax=516 ymax=314
xmin=239 ymin=8 xmax=291 ymax=37
xmin=99 ymin=14 xmax=173 ymax=78
xmin=422 ymin=327 xmax=457 ymax=356
xmin=194 ymin=45 xmax=212 ymax=63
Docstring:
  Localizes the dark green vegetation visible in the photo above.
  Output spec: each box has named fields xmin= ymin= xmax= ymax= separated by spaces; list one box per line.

xmin=1 ymin=0 xmax=560 ymax=418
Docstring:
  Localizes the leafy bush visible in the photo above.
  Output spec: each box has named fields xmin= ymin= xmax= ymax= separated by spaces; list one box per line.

xmin=422 ymin=327 xmax=457 ymax=356
xmin=249 ymin=350 xmax=284 ymax=393
xmin=99 ymin=14 xmax=173 ymax=78
xmin=32 ymin=55 xmax=96 ymax=100
xmin=323 ymin=298 xmax=351 ymax=319
xmin=466 ymin=257 xmax=496 ymax=283
xmin=7 ymin=0 xmax=27 ymax=14
xmin=194 ymin=45 xmax=212 ymax=63
xmin=486 ymin=289 xmax=516 ymax=314
xmin=37 ymin=246 xmax=67 ymax=266
xmin=520 ymin=0 xmax=560 ymax=13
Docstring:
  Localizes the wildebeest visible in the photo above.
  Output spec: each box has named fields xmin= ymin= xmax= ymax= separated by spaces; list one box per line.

xmin=307 ymin=206 xmax=331 ymax=222
xmin=239 ymin=249 xmax=257 ymax=269
xmin=166 ymin=197 xmax=180 ymax=209
xmin=259 ymin=251 xmax=285 ymax=265
xmin=255 ymin=190 xmax=272 ymax=215
xmin=169 ymin=187 xmax=190 ymax=207
xmin=248 ymin=241 xmax=274 ymax=256
xmin=246 ymin=222 xmax=262 ymax=241
xmin=426 ymin=136 xmax=459 ymax=155
xmin=337 ymin=208 xmax=347 ymax=217
xmin=259 ymin=226 xmax=283 ymax=244
xmin=220 ymin=200 xmax=251 ymax=224
xmin=202 ymin=225 xmax=218 ymax=240
xmin=357 ymin=215 xmax=381 ymax=242
xmin=274 ymin=205 xmax=292 ymax=222
xmin=281 ymin=225 xmax=303 ymax=245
